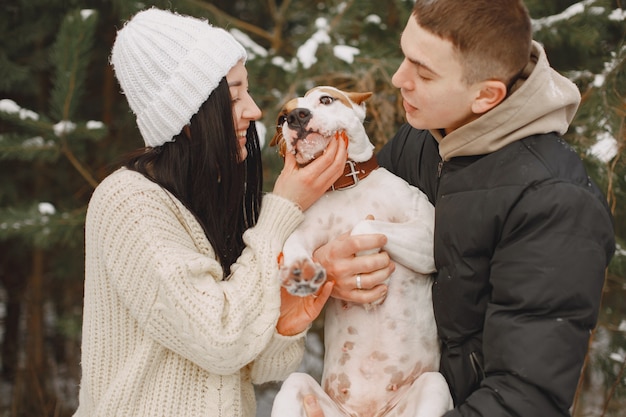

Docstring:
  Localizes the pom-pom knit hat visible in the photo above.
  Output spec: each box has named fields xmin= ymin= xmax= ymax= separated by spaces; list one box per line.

xmin=110 ymin=8 xmax=247 ymax=147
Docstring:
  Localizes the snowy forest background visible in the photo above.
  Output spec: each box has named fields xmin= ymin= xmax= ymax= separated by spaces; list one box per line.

xmin=0 ymin=0 xmax=624 ymax=416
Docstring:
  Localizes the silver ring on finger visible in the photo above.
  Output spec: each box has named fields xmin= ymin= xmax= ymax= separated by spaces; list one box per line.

xmin=356 ymin=274 xmax=362 ymax=290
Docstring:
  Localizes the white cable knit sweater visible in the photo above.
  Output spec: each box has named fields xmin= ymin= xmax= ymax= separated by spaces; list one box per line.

xmin=74 ymin=168 xmax=306 ymax=417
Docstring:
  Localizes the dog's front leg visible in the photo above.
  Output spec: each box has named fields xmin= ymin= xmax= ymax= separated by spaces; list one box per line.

xmin=279 ymin=227 xmax=331 ymax=297
xmin=352 ymin=217 xmax=435 ymax=275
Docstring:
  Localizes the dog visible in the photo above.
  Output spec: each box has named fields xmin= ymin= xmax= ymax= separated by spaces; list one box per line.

xmin=269 ymin=86 xmax=453 ymax=417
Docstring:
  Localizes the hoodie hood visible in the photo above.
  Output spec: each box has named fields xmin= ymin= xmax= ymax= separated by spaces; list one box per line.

xmin=435 ymin=41 xmax=581 ymax=161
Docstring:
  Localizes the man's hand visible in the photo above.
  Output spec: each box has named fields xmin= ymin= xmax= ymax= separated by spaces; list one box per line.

xmin=313 ymin=230 xmax=394 ymax=304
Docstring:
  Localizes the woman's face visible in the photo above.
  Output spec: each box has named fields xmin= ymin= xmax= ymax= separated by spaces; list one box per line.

xmin=227 ymin=61 xmax=262 ymax=161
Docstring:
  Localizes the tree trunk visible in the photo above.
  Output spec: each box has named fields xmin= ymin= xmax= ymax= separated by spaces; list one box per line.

xmin=21 ymin=248 xmax=55 ymax=415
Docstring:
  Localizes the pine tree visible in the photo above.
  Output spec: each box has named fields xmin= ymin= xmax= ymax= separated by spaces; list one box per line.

xmin=0 ymin=6 xmax=104 ymax=416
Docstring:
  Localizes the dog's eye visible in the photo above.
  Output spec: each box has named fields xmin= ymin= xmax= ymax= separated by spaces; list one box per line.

xmin=320 ymin=95 xmax=335 ymax=105
xmin=276 ymin=114 xmax=287 ymax=130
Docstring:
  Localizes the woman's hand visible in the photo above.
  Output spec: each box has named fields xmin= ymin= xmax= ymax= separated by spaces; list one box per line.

xmin=276 ymin=281 xmax=334 ymax=336
xmin=272 ymin=134 xmax=348 ymax=211
xmin=313 ymin=231 xmax=394 ymax=304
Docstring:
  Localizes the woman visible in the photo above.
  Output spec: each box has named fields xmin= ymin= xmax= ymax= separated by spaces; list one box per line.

xmin=73 ymin=8 xmax=348 ymax=417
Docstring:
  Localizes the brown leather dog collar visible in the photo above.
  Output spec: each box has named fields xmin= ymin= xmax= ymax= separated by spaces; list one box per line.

xmin=330 ymin=155 xmax=379 ymax=191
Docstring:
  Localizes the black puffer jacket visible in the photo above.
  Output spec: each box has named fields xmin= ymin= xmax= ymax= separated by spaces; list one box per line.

xmin=377 ymin=41 xmax=616 ymax=417
xmin=378 ymin=124 xmax=615 ymax=416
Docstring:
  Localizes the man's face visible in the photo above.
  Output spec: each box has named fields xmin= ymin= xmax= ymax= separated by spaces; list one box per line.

xmin=392 ymin=15 xmax=481 ymax=135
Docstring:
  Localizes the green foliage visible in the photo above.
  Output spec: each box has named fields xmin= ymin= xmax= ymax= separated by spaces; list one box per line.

xmin=0 ymin=131 xmax=60 ymax=162
xmin=49 ymin=9 xmax=98 ymax=121
xmin=0 ymin=203 xmax=85 ymax=248
xmin=0 ymin=4 xmax=112 ymax=414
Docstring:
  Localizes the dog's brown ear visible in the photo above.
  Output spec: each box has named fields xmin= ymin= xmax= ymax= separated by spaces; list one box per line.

xmin=269 ymin=111 xmax=287 ymax=158
xmin=346 ymin=91 xmax=373 ymax=105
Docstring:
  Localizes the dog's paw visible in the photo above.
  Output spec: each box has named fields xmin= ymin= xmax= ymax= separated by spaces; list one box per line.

xmin=279 ymin=258 xmax=327 ymax=296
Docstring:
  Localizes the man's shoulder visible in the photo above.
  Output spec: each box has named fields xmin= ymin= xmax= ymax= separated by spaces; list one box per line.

xmin=378 ymin=125 xmax=437 ymax=166
xmin=378 ymin=124 xmax=440 ymax=203
xmin=387 ymin=124 xmax=434 ymax=148
xmin=515 ymin=133 xmax=590 ymax=185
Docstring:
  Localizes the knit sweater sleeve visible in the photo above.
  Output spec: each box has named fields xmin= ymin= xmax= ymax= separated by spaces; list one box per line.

xmin=249 ymin=331 xmax=306 ymax=384
xmin=87 ymin=169 xmax=304 ymax=375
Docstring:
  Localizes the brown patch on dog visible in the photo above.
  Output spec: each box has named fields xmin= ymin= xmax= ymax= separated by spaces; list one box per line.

xmin=388 ymin=370 xmax=405 ymax=391
xmin=383 ymin=361 xmax=426 ymax=393
xmin=326 ymin=372 xmax=352 ymax=405
xmin=370 ymin=351 xmax=389 ymax=361
xmin=269 ymin=97 xmax=298 ymax=158
xmin=324 ymin=373 xmax=337 ymax=390
xmin=305 ymin=86 xmax=372 ymax=109
xmin=335 ymin=373 xmax=351 ymax=404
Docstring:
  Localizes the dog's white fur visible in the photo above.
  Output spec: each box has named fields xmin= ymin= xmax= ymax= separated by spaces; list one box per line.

xmin=270 ymin=86 xmax=453 ymax=417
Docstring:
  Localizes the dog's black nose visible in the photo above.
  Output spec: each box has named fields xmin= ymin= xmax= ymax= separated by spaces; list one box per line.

xmin=287 ymin=108 xmax=312 ymax=129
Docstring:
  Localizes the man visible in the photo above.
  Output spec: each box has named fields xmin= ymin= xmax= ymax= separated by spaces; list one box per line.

xmin=308 ymin=0 xmax=615 ymax=415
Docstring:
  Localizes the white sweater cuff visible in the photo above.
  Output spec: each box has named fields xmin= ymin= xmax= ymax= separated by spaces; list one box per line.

xmin=250 ymin=330 xmax=307 ymax=384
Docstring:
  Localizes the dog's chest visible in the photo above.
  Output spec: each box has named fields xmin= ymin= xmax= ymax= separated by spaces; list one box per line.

xmin=287 ymin=169 xmax=413 ymax=256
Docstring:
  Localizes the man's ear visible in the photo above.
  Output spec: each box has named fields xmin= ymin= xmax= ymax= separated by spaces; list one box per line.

xmin=471 ymin=80 xmax=507 ymax=114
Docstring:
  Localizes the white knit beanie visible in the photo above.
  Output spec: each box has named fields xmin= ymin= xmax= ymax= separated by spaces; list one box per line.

xmin=110 ymin=8 xmax=247 ymax=147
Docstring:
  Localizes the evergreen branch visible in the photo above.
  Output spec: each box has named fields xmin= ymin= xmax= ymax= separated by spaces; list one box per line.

xmin=268 ymin=0 xmax=293 ymax=51
xmin=606 ymin=119 xmax=624 ymax=214
xmin=0 ymin=204 xmax=86 ymax=249
xmin=572 ymin=39 xmax=625 ymax=417
xmin=47 ymin=10 xmax=101 ymax=189
xmin=61 ymin=32 xmax=82 ymax=121
xmin=63 ymin=120 xmax=108 ymax=143
xmin=328 ymin=0 xmax=356 ymax=31
xmin=0 ymin=99 xmax=52 ymax=132
xmin=58 ymin=137 xmax=99 ymax=189
xmin=0 ymin=132 xmax=60 ymax=162
xmin=184 ymin=0 xmax=273 ymax=42
xmin=0 ymin=101 xmax=105 ymax=184
xmin=267 ymin=0 xmax=278 ymax=18
xmin=49 ymin=10 xmax=98 ymax=121
xmin=600 ymin=353 xmax=626 ymax=417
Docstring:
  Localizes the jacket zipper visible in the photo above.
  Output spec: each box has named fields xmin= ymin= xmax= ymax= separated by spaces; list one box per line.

xmin=469 ymin=351 xmax=485 ymax=383
xmin=437 ymin=160 xmax=444 ymax=178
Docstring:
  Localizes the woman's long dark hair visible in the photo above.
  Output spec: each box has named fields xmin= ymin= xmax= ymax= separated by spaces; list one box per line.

xmin=124 ymin=78 xmax=263 ymax=278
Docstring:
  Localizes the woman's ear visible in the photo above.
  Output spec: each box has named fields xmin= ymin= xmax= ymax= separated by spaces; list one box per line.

xmin=471 ymin=80 xmax=507 ymax=114
xmin=183 ymin=125 xmax=191 ymax=139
